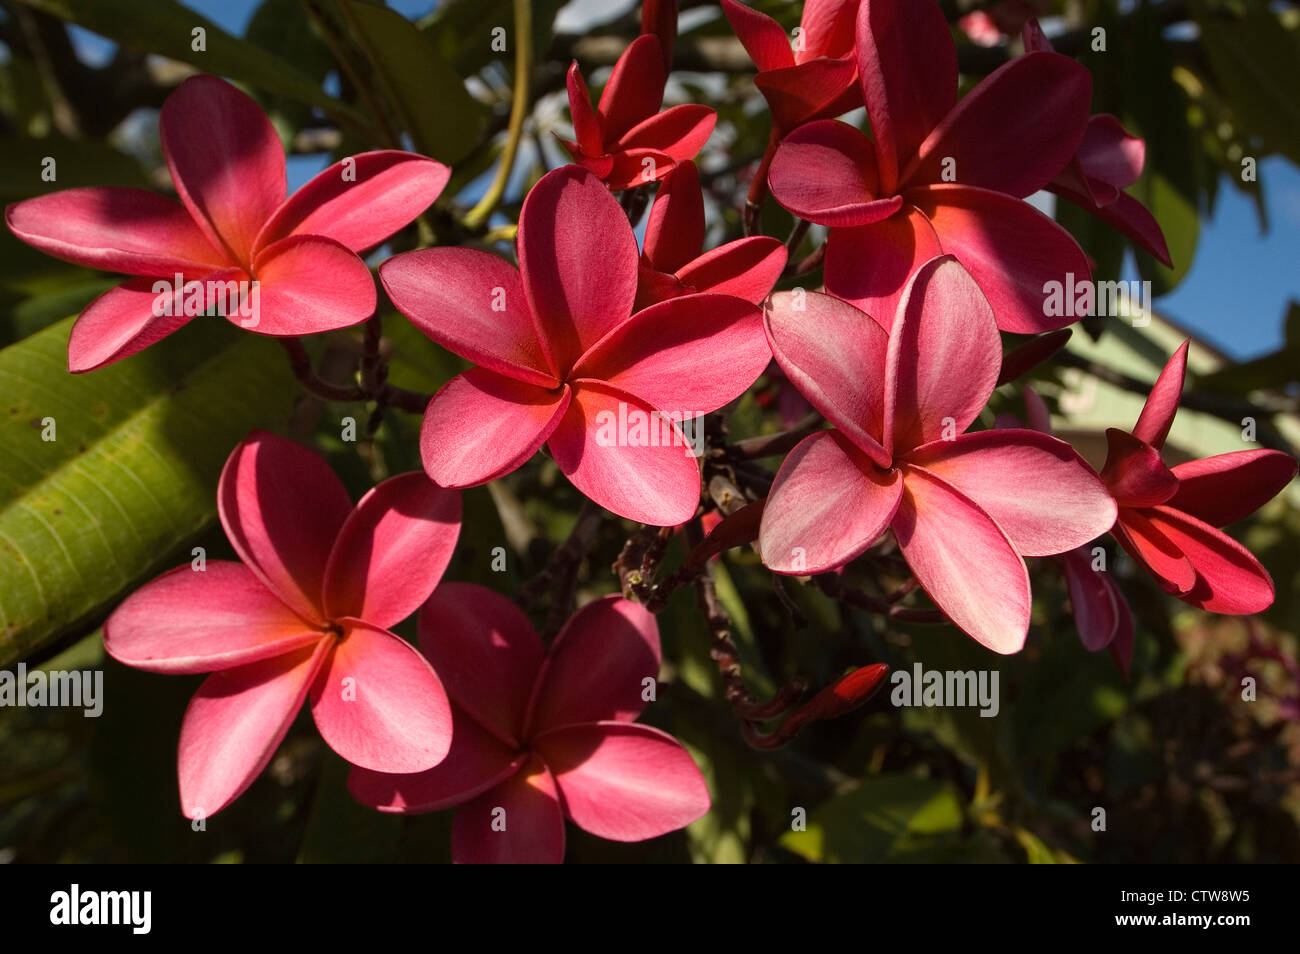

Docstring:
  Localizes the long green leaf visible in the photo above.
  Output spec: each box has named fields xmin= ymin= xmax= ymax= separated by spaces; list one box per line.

xmin=0 ymin=316 xmax=296 ymax=666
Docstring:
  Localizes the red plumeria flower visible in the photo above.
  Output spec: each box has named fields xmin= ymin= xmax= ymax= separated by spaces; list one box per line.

xmin=559 ymin=35 xmax=716 ymax=190
xmin=635 ymin=161 xmax=786 ymax=309
xmin=767 ymin=0 xmax=1093 ymax=334
xmin=1100 ymin=342 xmax=1297 ymax=615
xmin=1022 ymin=19 xmax=1171 ymax=266
xmin=380 ymin=165 xmax=772 ymax=526
xmin=349 ymin=585 xmax=710 ymax=864
xmin=103 ymin=431 xmax=462 ymax=818
xmin=720 ymin=0 xmax=862 ymax=133
xmin=759 ymin=256 xmax=1116 ymax=653
xmin=5 ymin=76 xmax=449 ymax=372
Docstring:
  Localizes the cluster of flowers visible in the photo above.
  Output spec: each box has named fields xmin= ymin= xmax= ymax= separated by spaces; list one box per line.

xmin=6 ymin=0 xmax=1294 ymax=862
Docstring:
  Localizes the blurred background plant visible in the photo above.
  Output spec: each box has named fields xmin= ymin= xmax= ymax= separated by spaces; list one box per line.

xmin=1 ymin=0 xmax=1297 ymax=863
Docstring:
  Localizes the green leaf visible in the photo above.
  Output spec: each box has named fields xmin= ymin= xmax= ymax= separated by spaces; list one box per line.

xmin=422 ymin=0 xmax=566 ymax=78
xmin=781 ymin=773 xmax=965 ymax=863
xmin=338 ymin=0 xmax=486 ymax=163
xmin=0 ymin=317 xmax=296 ymax=666
xmin=15 ymin=0 xmax=360 ymax=125
xmin=0 ymin=137 xmax=151 ymax=201
xmin=297 ymin=754 xmax=401 ymax=863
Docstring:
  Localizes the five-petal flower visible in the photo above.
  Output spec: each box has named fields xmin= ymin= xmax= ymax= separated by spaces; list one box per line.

xmin=103 ymin=431 xmax=462 ymax=818
xmin=349 ymin=584 xmax=710 ymax=864
xmin=5 ymin=76 xmax=449 ymax=371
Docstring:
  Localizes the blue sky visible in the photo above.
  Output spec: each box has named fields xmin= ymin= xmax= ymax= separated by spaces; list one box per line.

xmin=65 ymin=0 xmax=1300 ymax=361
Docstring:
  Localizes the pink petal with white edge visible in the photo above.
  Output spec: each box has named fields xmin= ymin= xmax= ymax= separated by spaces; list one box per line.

xmin=536 ymin=722 xmax=710 ymax=841
xmin=348 ymin=704 xmax=525 ymax=813
xmin=419 ymin=583 xmax=545 ymax=746
xmin=451 ymin=756 xmax=565 ymax=864
xmin=763 ymin=289 xmax=890 ymax=463
xmin=824 ymin=205 xmax=943 ymax=331
xmin=1168 ymin=449 xmax=1297 ymax=528
xmin=419 ymin=369 xmax=571 ymax=488
xmin=1145 ymin=507 xmax=1275 ymax=614
xmin=597 ymin=35 xmax=666 ymax=142
xmin=1060 ymin=547 xmax=1121 ymax=651
xmin=218 ymin=431 xmax=354 ymax=625
xmin=644 ymin=161 xmax=706 ymax=273
xmin=255 ymin=151 xmax=448 ymax=254
xmin=526 ymin=596 xmax=661 ymax=734
xmin=674 ymin=236 xmax=786 ymax=304
xmin=249 ymin=234 xmax=376 ymax=335
xmin=5 ymin=188 xmax=228 ymax=277
xmin=906 ymin=430 xmax=1117 ymax=556
xmin=65 ymin=274 xmax=221 ymax=373
xmin=381 ymin=248 xmax=557 ymax=387
xmin=1132 ymin=341 xmax=1189 ymax=450
xmin=906 ymin=53 xmax=1091 ymax=198
xmin=570 ymin=293 xmax=770 ymax=414
xmin=893 ymin=465 xmax=1031 ymax=654
xmin=769 ymin=120 xmax=901 ymax=227
xmin=310 ymin=620 xmax=452 ymax=774
xmin=159 ymin=76 xmax=285 ymax=266
xmin=856 ymin=0 xmax=958 ymax=193
xmin=322 ymin=472 xmax=462 ymax=629
xmin=517 ymin=167 xmax=638 ymax=372
xmin=760 ymin=431 xmax=902 ymax=574
xmin=104 ymin=561 xmax=320 ymax=674
xmin=1099 ymin=428 xmax=1179 ymax=508
xmin=178 ymin=639 xmax=330 ymax=819
xmin=548 ymin=381 xmax=703 ymax=526
xmin=884 ymin=255 xmax=1000 ymax=455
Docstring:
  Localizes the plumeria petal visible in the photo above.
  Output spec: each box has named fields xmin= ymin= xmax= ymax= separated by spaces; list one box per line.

xmin=1113 ymin=508 xmax=1196 ymax=594
xmin=754 ymin=57 xmax=861 ymax=132
xmin=322 ymin=473 xmax=461 ymax=629
xmin=249 ymin=234 xmax=376 ymax=335
xmin=643 ymin=161 xmax=706 ymax=273
xmin=1168 ymin=449 xmax=1297 ymax=527
xmin=526 ymin=596 xmax=660 ymax=734
xmin=570 ymin=293 xmax=769 ymax=414
xmin=823 ymin=206 xmax=942 ymax=331
xmin=1145 ymin=507 xmax=1275 ymax=614
xmin=348 ymin=705 xmax=525 ymax=813
xmin=893 ymin=465 xmax=1031 ymax=654
xmin=1060 ymin=547 xmax=1122 ymax=652
xmin=856 ymin=0 xmax=957 ymax=193
xmin=1100 ymin=428 xmax=1180 ymax=508
xmin=565 ymin=63 xmax=606 ymax=156
xmin=674 ymin=236 xmax=787 ymax=303
xmin=597 ymin=35 xmax=667 ymax=142
xmin=159 ymin=76 xmax=285 ymax=266
xmin=419 ymin=583 xmax=545 ymax=747
xmin=309 ymin=620 xmax=452 ymax=774
xmin=255 ymin=151 xmax=449 ymax=254
xmin=1107 ymin=578 xmax=1136 ymax=678
xmin=800 ymin=0 xmax=860 ymax=61
xmin=603 ymin=147 xmax=678 ymax=191
xmin=760 ymin=431 xmax=902 ymax=574
xmin=451 ymin=757 xmax=565 ymax=864
xmin=548 ymin=381 xmax=702 ymax=526
xmin=884 ymin=255 xmax=1000 ymax=454
xmin=618 ymin=105 xmax=717 ymax=162
xmin=906 ymin=53 xmax=1091 ymax=198
xmin=907 ymin=429 xmax=1117 ymax=556
xmin=178 ymin=640 xmax=330 ymax=819
xmin=536 ymin=722 xmax=710 ymax=841
xmin=104 ymin=562 xmax=321 ymax=674
xmin=769 ymin=121 xmax=899 ymax=227
xmin=721 ymin=0 xmax=795 ymax=72
xmin=1076 ymin=115 xmax=1145 ymax=193
xmin=517 ymin=167 xmax=638 ymax=372
xmin=419 ymin=370 xmax=572 ymax=488
xmin=763 ymin=289 xmax=890 ymax=462
xmin=908 ymin=184 xmax=1092 ymax=334
xmin=217 ymin=431 xmax=353 ymax=624
xmin=5 ymin=188 xmax=228 ymax=277
xmin=1050 ymin=182 xmax=1172 ymax=267
xmin=1132 ymin=341 xmax=1189 ymax=450
xmin=381 ymin=248 xmax=557 ymax=387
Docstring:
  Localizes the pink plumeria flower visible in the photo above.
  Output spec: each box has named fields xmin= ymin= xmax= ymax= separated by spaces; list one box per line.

xmin=103 ymin=431 xmax=462 ymax=819
xmin=1022 ymin=19 xmax=1170 ymax=266
xmin=758 ymin=256 xmax=1117 ymax=653
xmin=635 ymin=161 xmax=786 ymax=309
xmin=349 ymin=584 xmax=710 ymax=864
xmin=1100 ymin=343 xmax=1297 ymax=615
xmin=558 ymin=35 xmax=716 ymax=190
xmin=5 ymin=76 xmax=449 ymax=372
xmin=720 ymin=0 xmax=862 ymax=134
xmin=380 ymin=165 xmax=773 ymax=526
xmin=767 ymin=0 xmax=1093 ymax=334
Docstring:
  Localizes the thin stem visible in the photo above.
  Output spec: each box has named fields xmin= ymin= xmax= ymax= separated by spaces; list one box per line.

xmin=464 ymin=0 xmax=533 ymax=229
xmin=743 ymin=126 xmax=781 ymax=236
xmin=280 ymin=338 xmax=365 ymax=403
